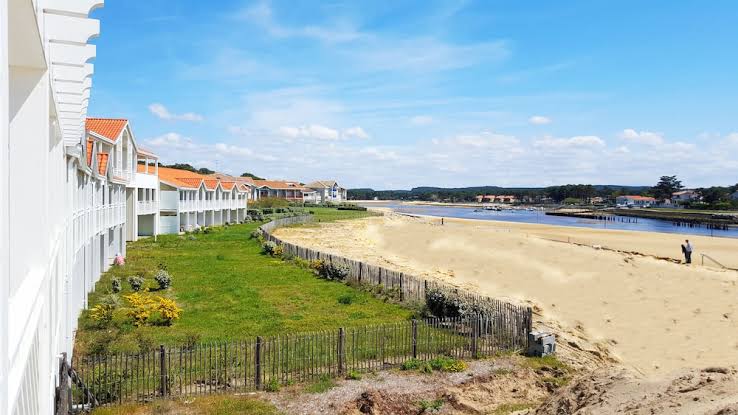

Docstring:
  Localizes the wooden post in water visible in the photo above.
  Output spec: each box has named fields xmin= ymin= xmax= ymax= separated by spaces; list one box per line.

xmin=255 ymin=337 xmax=262 ymax=389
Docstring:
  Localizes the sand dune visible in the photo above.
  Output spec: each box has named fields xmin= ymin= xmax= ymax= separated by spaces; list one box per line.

xmin=274 ymin=213 xmax=738 ymax=377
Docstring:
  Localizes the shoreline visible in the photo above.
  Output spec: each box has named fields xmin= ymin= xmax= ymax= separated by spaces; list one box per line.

xmin=274 ymin=212 xmax=738 ymax=378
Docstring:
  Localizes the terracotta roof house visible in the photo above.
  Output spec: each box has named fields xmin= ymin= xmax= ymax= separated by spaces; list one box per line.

xmin=156 ymin=167 xmax=249 ymax=233
xmin=615 ymin=195 xmax=657 ymax=207
xmin=253 ymin=179 xmax=308 ymax=202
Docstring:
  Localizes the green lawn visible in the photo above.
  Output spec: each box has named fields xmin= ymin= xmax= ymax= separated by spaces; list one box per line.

xmin=75 ymin=208 xmax=410 ymax=356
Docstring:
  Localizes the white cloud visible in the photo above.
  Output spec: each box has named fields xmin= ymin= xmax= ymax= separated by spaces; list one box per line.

xmin=343 ymin=126 xmax=370 ymax=139
xmin=148 ymin=103 xmax=203 ymax=122
xmin=360 ymin=146 xmax=400 ymax=161
xmin=238 ymin=1 xmax=362 ymax=43
xmin=614 ymin=145 xmax=630 ymax=154
xmin=410 ymin=115 xmax=434 ymax=126
xmin=528 ymin=115 xmax=552 ymax=125
xmin=726 ymin=132 xmax=738 ymax=144
xmin=619 ymin=129 xmax=664 ymax=145
xmin=278 ymin=124 xmax=340 ymax=140
xmin=146 ymin=132 xmax=196 ymax=149
xmin=534 ymin=135 xmax=605 ymax=148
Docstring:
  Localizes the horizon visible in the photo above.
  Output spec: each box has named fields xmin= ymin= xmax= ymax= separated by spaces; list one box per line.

xmin=89 ymin=1 xmax=738 ymax=188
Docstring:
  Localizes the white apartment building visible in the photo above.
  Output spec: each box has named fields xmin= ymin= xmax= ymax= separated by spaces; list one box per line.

xmin=85 ymin=118 xmax=160 ymax=242
xmin=2 ymin=1 xmax=107 ymax=414
xmin=157 ymin=167 xmax=248 ymax=234
xmin=305 ymin=180 xmax=348 ymax=203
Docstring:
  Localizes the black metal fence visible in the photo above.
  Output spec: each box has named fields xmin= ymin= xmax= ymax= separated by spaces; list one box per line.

xmin=64 ymin=315 xmax=528 ymax=410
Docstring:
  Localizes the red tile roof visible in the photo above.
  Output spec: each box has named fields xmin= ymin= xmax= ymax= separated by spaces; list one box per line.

xmin=203 ymin=179 xmax=219 ymax=190
xmin=86 ymin=118 xmax=127 ymax=141
xmin=86 ymin=137 xmax=94 ymax=166
xmin=97 ymin=152 xmax=109 ymax=175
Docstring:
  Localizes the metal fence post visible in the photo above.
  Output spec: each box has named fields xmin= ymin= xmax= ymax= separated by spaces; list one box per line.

xmin=159 ymin=345 xmax=167 ymax=397
xmin=411 ymin=320 xmax=418 ymax=359
xmin=255 ymin=336 xmax=262 ymax=389
xmin=56 ymin=353 xmax=69 ymax=415
xmin=338 ymin=328 xmax=345 ymax=375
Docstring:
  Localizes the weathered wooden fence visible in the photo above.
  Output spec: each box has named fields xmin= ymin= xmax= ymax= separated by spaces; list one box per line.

xmin=61 ymin=215 xmax=533 ymax=411
xmin=259 ymin=215 xmax=533 ymax=316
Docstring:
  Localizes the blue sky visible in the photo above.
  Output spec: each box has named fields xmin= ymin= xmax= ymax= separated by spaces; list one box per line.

xmin=89 ymin=1 xmax=738 ymax=189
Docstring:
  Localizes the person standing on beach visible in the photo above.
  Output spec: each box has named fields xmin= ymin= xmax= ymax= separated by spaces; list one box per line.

xmin=682 ymin=239 xmax=693 ymax=264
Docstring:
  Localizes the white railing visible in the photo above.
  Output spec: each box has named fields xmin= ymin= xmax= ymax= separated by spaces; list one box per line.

xmin=137 ymin=200 xmax=158 ymax=215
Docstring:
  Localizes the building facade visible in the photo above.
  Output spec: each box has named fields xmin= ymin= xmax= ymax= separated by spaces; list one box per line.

xmin=157 ymin=167 xmax=248 ymax=234
xmin=616 ymin=195 xmax=657 ymax=207
xmin=305 ymin=180 xmax=347 ymax=203
xmin=2 ymin=1 xmax=105 ymax=414
xmin=253 ymin=180 xmax=307 ymax=203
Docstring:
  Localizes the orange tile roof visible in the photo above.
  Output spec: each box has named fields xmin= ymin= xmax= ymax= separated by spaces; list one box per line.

xmin=253 ymin=179 xmax=303 ymax=190
xmin=86 ymin=118 xmax=128 ymax=141
xmin=220 ymin=181 xmax=235 ymax=191
xmin=157 ymin=166 xmax=205 ymax=189
xmin=136 ymin=163 xmax=157 ymax=175
xmin=203 ymin=179 xmax=219 ymax=190
xmin=97 ymin=152 xmax=109 ymax=175
xmin=86 ymin=137 xmax=94 ymax=166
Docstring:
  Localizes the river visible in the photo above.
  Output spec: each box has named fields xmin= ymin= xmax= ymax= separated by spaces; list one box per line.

xmin=358 ymin=202 xmax=738 ymax=239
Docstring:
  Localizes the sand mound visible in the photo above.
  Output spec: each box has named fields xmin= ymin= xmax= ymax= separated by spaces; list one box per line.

xmin=536 ymin=367 xmax=738 ymax=415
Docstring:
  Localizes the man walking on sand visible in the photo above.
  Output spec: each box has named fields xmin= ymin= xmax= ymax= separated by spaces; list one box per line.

xmin=682 ymin=239 xmax=693 ymax=264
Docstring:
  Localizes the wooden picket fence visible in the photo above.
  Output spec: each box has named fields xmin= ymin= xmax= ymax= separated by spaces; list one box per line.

xmin=59 ymin=215 xmax=532 ymax=412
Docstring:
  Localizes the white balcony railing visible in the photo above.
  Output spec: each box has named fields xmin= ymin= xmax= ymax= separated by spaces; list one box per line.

xmin=137 ymin=200 xmax=158 ymax=215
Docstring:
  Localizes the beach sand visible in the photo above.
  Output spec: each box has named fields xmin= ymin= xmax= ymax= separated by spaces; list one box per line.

xmin=274 ymin=213 xmax=738 ymax=377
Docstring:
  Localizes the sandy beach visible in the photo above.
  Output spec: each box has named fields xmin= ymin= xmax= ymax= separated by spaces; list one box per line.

xmin=274 ymin=212 xmax=738 ymax=378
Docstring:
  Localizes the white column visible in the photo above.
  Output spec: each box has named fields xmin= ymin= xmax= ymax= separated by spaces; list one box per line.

xmin=0 ymin=0 xmax=9 ymax=410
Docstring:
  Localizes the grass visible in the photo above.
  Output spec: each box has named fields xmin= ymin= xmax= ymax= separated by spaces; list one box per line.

xmin=75 ymin=208 xmax=411 ymax=356
xmin=304 ymin=374 xmax=337 ymax=393
xmin=491 ymin=403 xmax=536 ymax=414
xmin=90 ymin=395 xmax=281 ymax=415
xmin=307 ymin=206 xmax=382 ymax=222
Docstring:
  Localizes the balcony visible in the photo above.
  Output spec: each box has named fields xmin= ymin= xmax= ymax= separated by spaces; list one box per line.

xmin=137 ymin=200 xmax=158 ymax=215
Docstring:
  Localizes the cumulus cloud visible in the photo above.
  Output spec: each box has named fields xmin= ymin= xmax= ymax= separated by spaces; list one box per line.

xmin=360 ymin=146 xmax=400 ymax=161
xmin=410 ymin=115 xmax=434 ymax=126
xmin=278 ymin=124 xmax=340 ymax=140
xmin=148 ymin=103 xmax=203 ymax=122
xmin=528 ymin=115 xmax=552 ymax=125
xmin=146 ymin=132 xmax=196 ymax=149
xmin=534 ymin=135 xmax=605 ymax=148
xmin=619 ymin=129 xmax=664 ymax=145
xmin=343 ymin=126 xmax=370 ymax=139
xmin=278 ymin=124 xmax=370 ymax=140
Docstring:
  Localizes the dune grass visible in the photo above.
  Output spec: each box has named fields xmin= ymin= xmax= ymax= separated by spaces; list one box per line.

xmin=74 ymin=208 xmax=410 ymax=356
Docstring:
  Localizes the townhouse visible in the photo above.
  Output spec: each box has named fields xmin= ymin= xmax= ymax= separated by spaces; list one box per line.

xmin=253 ymin=179 xmax=307 ymax=202
xmin=157 ymin=167 xmax=249 ymax=233
xmin=2 ymin=1 xmax=106 ymax=414
xmin=305 ymin=180 xmax=348 ymax=203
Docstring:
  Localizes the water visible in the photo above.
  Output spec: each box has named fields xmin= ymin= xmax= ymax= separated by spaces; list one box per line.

xmin=359 ymin=202 xmax=738 ymax=239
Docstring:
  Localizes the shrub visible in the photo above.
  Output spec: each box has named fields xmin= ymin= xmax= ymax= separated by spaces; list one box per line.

xmin=156 ymin=297 xmax=182 ymax=325
xmin=124 ymin=293 xmax=155 ymax=326
xmin=314 ymin=261 xmax=350 ymax=281
xmin=157 ymin=263 xmax=169 ymax=272
xmin=111 ymin=277 xmax=121 ymax=293
xmin=203 ymin=227 xmax=212 ymax=234
xmin=273 ymin=244 xmax=284 ymax=257
xmin=401 ymin=359 xmax=423 ymax=371
xmin=188 ymin=235 xmax=197 ymax=241
xmin=346 ymin=370 xmax=362 ymax=380
xmin=262 ymin=241 xmax=277 ymax=255
xmin=244 ymin=216 xmax=253 ymax=223
xmin=89 ymin=303 xmax=115 ymax=325
xmin=180 ymin=331 xmax=201 ymax=351
xmin=265 ymin=378 xmax=280 ymax=392
xmin=154 ymin=269 xmax=172 ymax=290
xmin=337 ymin=294 xmax=354 ymax=305
xmin=250 ymin=230 xmax=262 ymax=239
xmin=428 ymin=356 xmax=467 ymax=372
xmin=127 ymin=275 xmax=145 ymax=292
xmin=418 ymin=399 xmax=444 ymax=412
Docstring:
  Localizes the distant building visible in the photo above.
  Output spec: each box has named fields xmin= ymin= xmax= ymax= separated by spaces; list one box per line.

xmin=589 ymin=196 xmax=605 ymax=204
xmin=616 ymin=195 xmax=656 ymax=207
xmin=253 ymin=180 xmax=307 ymax=202
xmin=475 ymin=195 xmax=518 ymax=204
xmin=305 ymin=180 xmax=348 ymax=203
xmin=672 ymin=190 xmax=700 ymax=203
